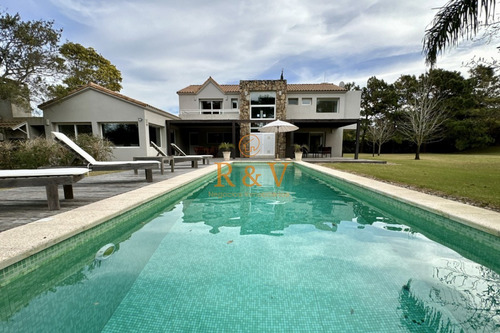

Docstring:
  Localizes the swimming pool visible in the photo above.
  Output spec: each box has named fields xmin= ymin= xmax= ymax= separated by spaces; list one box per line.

xmin=1 ymin=163 xmax=499 ymax=332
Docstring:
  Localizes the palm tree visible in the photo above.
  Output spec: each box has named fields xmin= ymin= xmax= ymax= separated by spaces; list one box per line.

xmin=423 ymin=0 xmax=497 ymax=66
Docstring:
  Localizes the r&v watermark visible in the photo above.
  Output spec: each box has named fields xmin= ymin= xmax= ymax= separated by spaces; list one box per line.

xmin=214 ymin=162 xmax=290 ymax=187
xmin=238 ymin=134 xmax=261 ymax=158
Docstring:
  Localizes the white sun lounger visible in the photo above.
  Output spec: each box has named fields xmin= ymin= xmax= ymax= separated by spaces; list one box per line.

xmin=170 ymin=143 xmax=212 ymax=164
xmin=0 ymin=168 xmax=89 ymax=210
xmin=52 ymin=132 xmax=160 ymax=182
xmin=148 ymin=142 xmax=202 ymax=170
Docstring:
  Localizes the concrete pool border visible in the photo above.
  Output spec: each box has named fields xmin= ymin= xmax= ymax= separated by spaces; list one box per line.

xmin=299 ymin=161 xmax=500 ymax=237
xmin=0 ymin=161 xmax=499 ymax=272
xmin=0 ymin=165 xmax=219 ymax=271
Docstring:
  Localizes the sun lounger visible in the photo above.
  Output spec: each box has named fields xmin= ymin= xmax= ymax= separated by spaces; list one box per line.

xmin=147 ymin=142 xmax=202 ymax=171
xmin=0 ymin=168 xmax=89 ymax=210
xmin=52 ymin=132 xmax=160 ymax=182
xmin=170 ymin=143 xmax=212 ymax=164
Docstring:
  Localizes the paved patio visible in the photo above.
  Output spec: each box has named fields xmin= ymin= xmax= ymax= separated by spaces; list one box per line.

xmin=0 ymin=161 xmax=217 ymax=232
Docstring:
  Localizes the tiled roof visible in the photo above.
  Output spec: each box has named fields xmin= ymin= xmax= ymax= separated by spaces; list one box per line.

xmin=177 ymin=79 xmax=345 ymax=94
xmin=0 ymin=120 xmax=27 ymax=129
xmin=177 ymin=84 xmax=239 ymax=94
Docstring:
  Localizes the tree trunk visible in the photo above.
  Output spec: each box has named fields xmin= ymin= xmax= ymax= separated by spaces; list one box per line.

xmin=415 ymin=145 xmax=421 ymax=160
xmin=378 ymin=142 xmax=382 ymax=156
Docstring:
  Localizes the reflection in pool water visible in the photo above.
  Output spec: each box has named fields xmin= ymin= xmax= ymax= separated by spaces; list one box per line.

xmin=1 ymin=163 xmax=499 ymax=332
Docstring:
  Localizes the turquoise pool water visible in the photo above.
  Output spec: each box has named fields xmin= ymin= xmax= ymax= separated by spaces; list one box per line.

xmin=1 ymin=163 xmax=499 ymax=332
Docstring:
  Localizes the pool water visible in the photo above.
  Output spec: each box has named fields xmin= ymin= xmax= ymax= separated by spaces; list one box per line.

xmin=1 ymin=163 xmax=499 ymax=332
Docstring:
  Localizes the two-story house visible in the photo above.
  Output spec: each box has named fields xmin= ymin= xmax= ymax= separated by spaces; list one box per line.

xmin=35 ymin=76 xmax=361 ymax=161
xmin=0 ymin=100 xmax=44 ymax=142
xmin=172 ymin=77 xmax=361 ymax=158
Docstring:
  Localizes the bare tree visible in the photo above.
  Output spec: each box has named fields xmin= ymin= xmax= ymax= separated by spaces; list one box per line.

xmin=398 ymin=79 xmax=448 ymax=160
xmin=367 ymin=117 xmax=396 ymax=156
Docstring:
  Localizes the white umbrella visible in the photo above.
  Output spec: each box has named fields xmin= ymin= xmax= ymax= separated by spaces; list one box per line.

xmin=259 ymin=120 xmax=298 ymax=159
xmin=259 ymin=120 xmax=298 ymax=133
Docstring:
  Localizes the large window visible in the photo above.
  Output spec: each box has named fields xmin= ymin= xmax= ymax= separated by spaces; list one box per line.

xmin=250 ymin=92 xmax=275 ymax=118
xmin=58 ymin=124 xmax=92 ymax=137
xmin=251 ymin=92 xmax=275 ymax=106
xmin=250 ymin=92 xmax=276 ymax=131
xmin=101 ymin=123 xmax=139 ymax=146
xmin=251 ymin=106 xmax=275 ymax=119
xmin=149 ymin=125 xmax=161 ymax=146
xmin=316 ymin=98 xmax=338 ymax=113
xmin=200 ymin=100 xmax=222 ymax=114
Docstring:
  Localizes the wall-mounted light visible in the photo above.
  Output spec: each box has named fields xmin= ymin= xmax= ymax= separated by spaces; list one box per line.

xmin=138 ymin=118 xmax=143 ymax=122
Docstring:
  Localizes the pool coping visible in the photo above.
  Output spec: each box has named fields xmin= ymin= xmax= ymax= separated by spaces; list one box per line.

xmin=0 ymin=161 xmax=499 ymax=271
xmin=298 ymin=161 xmax=500 ymax=238
xmin=0 ymin=165 xmax=219 ymax=271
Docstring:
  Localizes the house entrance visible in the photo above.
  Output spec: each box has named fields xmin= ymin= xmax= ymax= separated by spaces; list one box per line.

xmin=245 ymin=133 xmax=275 ymax=158
xmin=310 ymin=133 xmax=324 ymax=153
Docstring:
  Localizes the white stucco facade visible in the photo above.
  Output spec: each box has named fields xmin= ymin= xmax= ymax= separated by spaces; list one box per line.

xmin=40 ymin=84 xmax=179 ymax=161
xmin=176 ymin=78 xmax=361 ymax=158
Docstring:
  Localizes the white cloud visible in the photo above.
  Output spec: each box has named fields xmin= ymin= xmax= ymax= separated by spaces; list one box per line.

xmin=1 ymin=0 xmax=497 ymax=113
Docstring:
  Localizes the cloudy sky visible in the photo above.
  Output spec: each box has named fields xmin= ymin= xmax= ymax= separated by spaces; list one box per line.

xmin=1 ymin=0 xmax=498 ymax=114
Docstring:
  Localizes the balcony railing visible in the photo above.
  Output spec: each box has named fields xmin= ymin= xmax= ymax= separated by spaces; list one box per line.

xmin=179 ymin=109 xmax=240 ymax=120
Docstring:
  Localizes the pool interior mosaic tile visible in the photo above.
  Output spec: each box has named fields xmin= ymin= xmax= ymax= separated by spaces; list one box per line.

xmin=1 ymin=163 xmax=499 ymax=332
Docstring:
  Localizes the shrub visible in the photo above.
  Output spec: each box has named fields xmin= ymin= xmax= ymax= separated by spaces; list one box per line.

xmin=57 ymin=134 xmax=114 ymax=165
xmin=0 ymin=134 xmax=113 ymax=169
xmin=75 ymin=134 xmax=113 ymax=161
xmin=0 ymin=140 xmax=16 ymax=169
xmin=14 ymin=137 xmax=61 ymax=168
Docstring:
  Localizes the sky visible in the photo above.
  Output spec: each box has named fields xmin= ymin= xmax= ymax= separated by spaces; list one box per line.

xmin=1 ymin=0 xmax=498 ymax=114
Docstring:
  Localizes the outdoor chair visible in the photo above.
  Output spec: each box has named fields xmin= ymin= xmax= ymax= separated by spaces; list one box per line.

xmin=170 ymin=143 xmax=212 ymax=164
xmin=52 ymin=132 xmax=160 ymax=182
xmin=301 ymin=146 xmax=309 ymax=158
xmin=321 ymin=146 xmax=332 ymax=157
xmin=149 ymin=141 xmax=202 ymax=170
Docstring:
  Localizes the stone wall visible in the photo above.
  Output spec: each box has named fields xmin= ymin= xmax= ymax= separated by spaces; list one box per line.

xmin=239 ymin=80 xmax=288 ymax=157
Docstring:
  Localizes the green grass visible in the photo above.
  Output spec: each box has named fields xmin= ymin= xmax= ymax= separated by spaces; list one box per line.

xmin=322 ymin=147 xmax=500 ymax=211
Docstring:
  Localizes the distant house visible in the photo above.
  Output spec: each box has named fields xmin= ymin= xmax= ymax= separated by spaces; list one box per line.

xmin=0 ymin=100 xmax=44 ymax=141
xmin=173 ymin=77 xmax=361 ymax=158
xmin=39 ymin=83 xmax=179 ymax=160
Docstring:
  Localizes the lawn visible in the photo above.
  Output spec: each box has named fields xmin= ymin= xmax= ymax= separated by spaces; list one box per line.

xmin=322 ymin=146 xmax=500 ymax=211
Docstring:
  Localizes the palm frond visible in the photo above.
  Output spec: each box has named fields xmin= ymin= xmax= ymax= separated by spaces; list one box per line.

xmin=423 ymin=0 xmax=497 ymax=66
